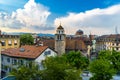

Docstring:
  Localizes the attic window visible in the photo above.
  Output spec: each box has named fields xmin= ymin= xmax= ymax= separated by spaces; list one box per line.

xmin=44 ymin=51 xmax=51 ymax=56
xmin=20 ymin=48 xmax=25 ymax=52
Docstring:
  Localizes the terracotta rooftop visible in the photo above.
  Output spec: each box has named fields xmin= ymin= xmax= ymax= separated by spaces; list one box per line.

xmin=97 ymin=34 xmax=120 ymax=38
xmin=35 ymin=36 xmax=90 ymax=51
xmin=0 ymin=35 xmax=19 ymax=38
xmin=1 ymin=45 xmax=48 ymax=59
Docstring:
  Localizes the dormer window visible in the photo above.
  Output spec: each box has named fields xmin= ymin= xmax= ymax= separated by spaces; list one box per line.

xmin=19 ymin=48 xmax=25 ymax=52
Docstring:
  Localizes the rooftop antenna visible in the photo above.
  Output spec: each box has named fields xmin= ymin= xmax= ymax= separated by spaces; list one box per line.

xmin=115 ymin=26 xmax=118 ymax=34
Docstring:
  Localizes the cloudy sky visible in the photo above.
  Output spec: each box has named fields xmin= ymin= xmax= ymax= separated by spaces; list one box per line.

xmin=0 ymin=0 xmax=120 ymax=35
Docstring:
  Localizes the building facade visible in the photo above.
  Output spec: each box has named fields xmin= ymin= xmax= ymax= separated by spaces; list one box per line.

xmin=95 ymin=34 xmax=120 ymax=51
xmin=55 ymin=24 xmax=66 ymax=55
xmin=35 ymin=29 xmax=92 ymax=53
xmin=1 ymin=45 xmax=57 ymax=76
xmin=0 ymin=35 xmax=20 ymax=51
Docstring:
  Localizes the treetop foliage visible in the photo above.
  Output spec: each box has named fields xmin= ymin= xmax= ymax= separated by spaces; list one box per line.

xmin=20 ymin=34 xmax=34 ymax=45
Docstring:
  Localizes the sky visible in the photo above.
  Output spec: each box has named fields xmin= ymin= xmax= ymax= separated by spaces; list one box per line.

xmin=0 ymin=0 xmax=120 ymax=35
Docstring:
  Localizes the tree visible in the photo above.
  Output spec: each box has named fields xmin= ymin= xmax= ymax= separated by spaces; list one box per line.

xmin=20 ymin=34 xmax=34 ymax=45
xmin=66 ymin=51 xmax=89 ymax=70
xmin=89 ymin=59 xmax=116 ymax=80
xmin=42 ymin=56 xmax=82 ymax=80
xmin=10 ymin=51 xmax=86 ymax=80
xmin=98 ymin=50 xmax=120 ymax=73
xmin=10 ymin=62 xmax=41 ymax=80
xmin=111 ymin=50 xmax=120 ymax=72
xmin=98 ymin=50 xmax=111 ymax=60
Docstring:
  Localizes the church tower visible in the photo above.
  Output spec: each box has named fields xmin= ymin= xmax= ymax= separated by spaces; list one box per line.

xmin=55 ymin=24 xmax=66 ymax=55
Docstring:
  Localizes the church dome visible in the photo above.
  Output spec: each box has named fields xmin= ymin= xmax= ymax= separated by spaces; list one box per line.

xmin=75 ymin=29 xmax=84 ymax=35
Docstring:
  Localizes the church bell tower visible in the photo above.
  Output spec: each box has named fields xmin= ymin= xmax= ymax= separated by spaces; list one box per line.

xmin=55 ymin=24 xmax=66 ymax=55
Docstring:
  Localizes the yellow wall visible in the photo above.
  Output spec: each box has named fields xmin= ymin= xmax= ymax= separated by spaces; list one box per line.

xmin=0 ymin=36 xmax=20 ymax=51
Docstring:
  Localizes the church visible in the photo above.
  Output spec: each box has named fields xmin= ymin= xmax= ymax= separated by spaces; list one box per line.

xmin=55 ymin=24 xmax=66 ymax=55
xmin=35 ymin=24 xmax=93 ymax=55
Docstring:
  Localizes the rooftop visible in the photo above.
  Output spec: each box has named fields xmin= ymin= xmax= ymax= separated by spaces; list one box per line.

xmin=1 ymin=45 xmax=48 ymax=59
xmin=57 ymin=24 xmax=64 ymax=29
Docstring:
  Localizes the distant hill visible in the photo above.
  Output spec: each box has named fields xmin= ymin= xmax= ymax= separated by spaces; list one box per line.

xmin=37 ymin=33 xmax=54 ymax=37
xmin=2 ymin=32 xmax=30 ymax=35
xmin=2 ymin=32 xmax=54 ymax=37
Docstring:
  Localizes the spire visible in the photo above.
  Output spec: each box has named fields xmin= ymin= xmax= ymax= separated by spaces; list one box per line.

xmin=115 ymin=26 xmax=118 ymax=34
xmin=115 ymin=26 xmax=119 ymax=50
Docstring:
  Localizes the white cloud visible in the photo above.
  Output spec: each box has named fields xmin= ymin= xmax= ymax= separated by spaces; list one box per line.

xmin=54 ymin=4 xmax=120 ymax=35
xmin=0 ymin=0 xmax=53 ymax=32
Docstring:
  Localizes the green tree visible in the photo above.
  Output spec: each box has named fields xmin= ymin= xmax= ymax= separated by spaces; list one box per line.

xmin=89 ymin=59 xmax=116 ymax=80
xmin=42 ymin=56 xmax=82 ymax=80
xmin=20 ymin=34 xmax=34 ymax=45
xmin=98 ymin=50 xmax=120 ymax=73
xmin=111 ymin=50 xmax=120 ymax=72
xmin=10 ymin=62 xmax=41 ymax=80
xmin=66 ymin=51 xmax=89 ymax=70
xmin=98 ymin=50 xmax=111 ymax=60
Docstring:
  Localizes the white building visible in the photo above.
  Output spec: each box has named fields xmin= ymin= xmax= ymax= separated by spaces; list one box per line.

xmin=1 ymin=45 xmax=57 ymax=75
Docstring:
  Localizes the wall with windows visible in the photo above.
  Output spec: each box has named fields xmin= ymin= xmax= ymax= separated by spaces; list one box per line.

xmin=35 ymin=48 xmax=56 ymax=63
xmin=1 ymin=55 xmax=28 ymax=74
xmin=0 ymin=36 xmax=20 ymax=51
xmin=1 ymin=48 xmax=57 ymax=73
xmin=35 ymin=48 xmax=57 ymax=69
xmin=96 ymin=40 xmax=120 ymax=51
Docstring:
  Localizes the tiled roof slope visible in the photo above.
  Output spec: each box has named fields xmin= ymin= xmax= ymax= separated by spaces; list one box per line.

xmin=1 ymin=45 xmax=48 ymax=59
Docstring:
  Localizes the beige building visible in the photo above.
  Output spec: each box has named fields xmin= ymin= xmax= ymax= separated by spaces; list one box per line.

xmin=96 ymin=34 xmax=120 ymax=51
xmin=0 ymin=34 xmax=20 ymax=51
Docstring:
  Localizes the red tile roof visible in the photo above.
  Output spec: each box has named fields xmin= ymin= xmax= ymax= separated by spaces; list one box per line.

xmin=36 ymin=37 xmax=89 ymax=51
xmin=1 ymin=45 xmax=48 ymax=59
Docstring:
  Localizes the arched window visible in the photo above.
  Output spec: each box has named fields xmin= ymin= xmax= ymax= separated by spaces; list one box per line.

xmin=62 ymin=31 xmax=63 ymax=34
xmin=57 ymin=35 xmax=59 ymax=40
xmin=60 ymin=35 xmax=61 ymax=40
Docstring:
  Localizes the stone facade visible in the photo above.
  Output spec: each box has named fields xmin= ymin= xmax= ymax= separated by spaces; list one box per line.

xmin=55 ymin=24 xmax=66 ymax=55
